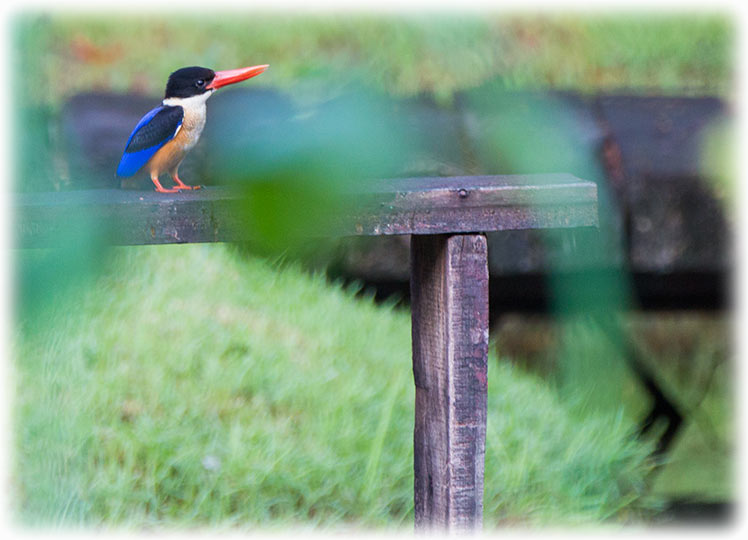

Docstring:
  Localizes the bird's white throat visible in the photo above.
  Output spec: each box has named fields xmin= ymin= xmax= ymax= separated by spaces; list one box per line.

xmin=162 ymin=91 xmax=214 ymax=151
xmin=162 ymin=89 xmax=215 ymax=110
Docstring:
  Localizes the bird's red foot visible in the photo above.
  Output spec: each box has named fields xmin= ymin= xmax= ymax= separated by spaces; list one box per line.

xmin=172 ymin=175 xmax=199 ymax=191
xmin=151 ymin=178 xmax=179 ymax=193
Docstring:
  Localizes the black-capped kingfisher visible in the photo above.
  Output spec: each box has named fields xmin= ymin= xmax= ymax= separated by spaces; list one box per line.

xmin=116 ymin=64 xmax=268 ymax=193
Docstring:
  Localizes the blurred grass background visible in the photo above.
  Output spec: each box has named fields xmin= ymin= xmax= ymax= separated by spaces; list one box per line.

xmin=14 ymin=12 xmax=733 ymax=109
xmin=15 ymin=245 xmax=658 ymax=528
xmin=11 ymin=10 xmax=734 ymax=529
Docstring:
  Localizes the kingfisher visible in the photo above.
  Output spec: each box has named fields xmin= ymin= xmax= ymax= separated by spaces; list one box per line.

xmin=116 ymin=64 xmax=268 ymax=193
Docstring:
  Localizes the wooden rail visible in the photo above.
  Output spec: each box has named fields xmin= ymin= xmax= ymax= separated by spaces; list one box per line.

xmin=14 ymin=174 xmax=598 ymax=530
xmin=16 ymin=174 xmax=596 ymax=247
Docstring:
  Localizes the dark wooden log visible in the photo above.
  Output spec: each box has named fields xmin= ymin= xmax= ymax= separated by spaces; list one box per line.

xmin=14 ymin=174 xmax=597 ymax=248
xmin=411 ymin=234 xmax=489 ymax=530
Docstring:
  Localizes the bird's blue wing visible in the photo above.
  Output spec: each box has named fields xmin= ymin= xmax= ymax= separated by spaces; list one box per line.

xmin=116 ymin=105 xmax=184 ymax=177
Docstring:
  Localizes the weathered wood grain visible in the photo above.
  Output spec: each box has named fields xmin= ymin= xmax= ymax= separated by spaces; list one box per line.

xmin=411 ymin=234 xmax=489 ymax=530
xmin=345 ymin=174 xmax=597 ymax=236
xmin=14 ymin=174 xmax=597 ymax=248
xmin=14 ymin=188 xmax=245 ymax=248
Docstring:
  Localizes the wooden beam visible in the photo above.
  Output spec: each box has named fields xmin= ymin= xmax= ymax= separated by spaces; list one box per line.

xmin=347 ymin=174 xmax=597 ymax=236
xmin=14 ymin=174 xmax=597 ymax=248
xmin=411 ymin=234 xmax=489 ymax=531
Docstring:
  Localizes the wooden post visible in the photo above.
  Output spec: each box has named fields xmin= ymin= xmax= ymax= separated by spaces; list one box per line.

xmin=410 ymin=233 xmax=489 ymax=531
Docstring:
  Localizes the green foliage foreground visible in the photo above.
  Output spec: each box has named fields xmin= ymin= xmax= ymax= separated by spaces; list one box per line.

xmin=14 ymin=245 xmax=656 ymax=529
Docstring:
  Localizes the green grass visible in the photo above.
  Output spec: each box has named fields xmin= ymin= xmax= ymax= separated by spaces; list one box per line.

xmin=13 ymin=245 xmax=657 ymax=529
xmin=629 ymin=316 xmax=734 ymax=502
xmin=496 ymin=313 xmax=734 ymax=505
xmin=12 ymin=12 xmax=734 ymax=110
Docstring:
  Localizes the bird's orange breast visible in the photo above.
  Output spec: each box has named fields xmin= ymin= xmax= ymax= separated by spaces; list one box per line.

xmin=146 ymin=102 xmax=207 ymax=177
xmin=146 ymin=138 xmax=186 ymax=177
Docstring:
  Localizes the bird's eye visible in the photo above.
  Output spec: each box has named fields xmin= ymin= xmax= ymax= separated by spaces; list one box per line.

xmin=196 ymin=79 xmax=205 ymax=87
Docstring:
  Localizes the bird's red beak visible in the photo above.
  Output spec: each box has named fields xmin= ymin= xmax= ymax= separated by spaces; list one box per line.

xmin=206 ymin=64 xmax=269 ymax=90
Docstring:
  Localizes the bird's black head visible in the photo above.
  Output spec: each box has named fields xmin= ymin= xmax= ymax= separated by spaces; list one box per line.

xmin=164 ymin=66 xmax=216 ymax=99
